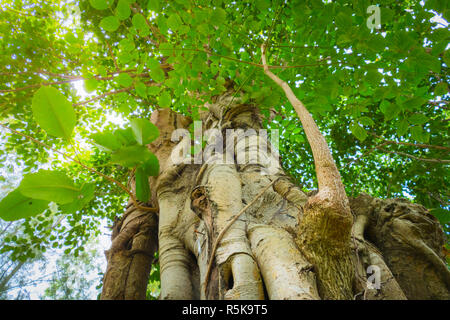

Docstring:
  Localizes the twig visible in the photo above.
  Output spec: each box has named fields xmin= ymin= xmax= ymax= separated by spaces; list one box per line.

xmin=0 ymin=79 xmax=81 ymax=94
xmin=105 ymin=39 xmax=120 ymax=72
xmin=378 ymin=148 xmax=450 ymax=164
xmin=157 ymin=47 xmax=332 ymax=70
xmin=344 ymin=142 xmax=389 ymax=168
xmin=368 ymin=132 xmax=450 ymax=151
xmin=73 ymin=87 xmax=132 ymax=106
xmin=0 ymin=71 xmax=151 ymax=94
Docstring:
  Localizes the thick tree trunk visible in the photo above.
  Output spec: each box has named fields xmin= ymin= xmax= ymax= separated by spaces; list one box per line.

xmin=101 ymin=92 xmax=449 ymax=300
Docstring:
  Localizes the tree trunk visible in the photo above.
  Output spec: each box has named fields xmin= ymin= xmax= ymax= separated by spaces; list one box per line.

xmin=101 ymin=91 xmax=449 ymax=300
xmin=100 ymin=200 xmax=158 ymax=300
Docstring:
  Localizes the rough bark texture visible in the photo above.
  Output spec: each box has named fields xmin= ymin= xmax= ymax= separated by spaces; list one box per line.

xmin=350 ymin=193 xmax=450 ymax=299
xmin=101 ymin=200 xmax=158 ymax=300
xmin=101 ymin=92 xmax=449 ymax=300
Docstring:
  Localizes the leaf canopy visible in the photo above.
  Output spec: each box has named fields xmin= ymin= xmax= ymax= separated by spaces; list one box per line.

xmin=0 ymin=0 xmax=448 ymax=264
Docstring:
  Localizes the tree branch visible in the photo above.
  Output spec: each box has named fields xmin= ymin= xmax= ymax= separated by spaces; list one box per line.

xmin=378 ymin=148 xmax=450 ymax=164
xmin=260 ymin=44 xmax=346 ymax=198
xmin=368 ymin=132 xmax=450 ymax=151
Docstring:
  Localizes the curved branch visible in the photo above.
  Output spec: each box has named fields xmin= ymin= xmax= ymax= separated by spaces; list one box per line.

xmin=260 ymin=44 xmax=346 ymax=198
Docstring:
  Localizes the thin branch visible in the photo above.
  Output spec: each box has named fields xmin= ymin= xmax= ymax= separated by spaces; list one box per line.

xmin=157 ymin=47 xmax=333 ymax=70
xmin=0 ymin=124 xmax=157 ymax=212
xmin=73 ymin=87 xmax=132 ymax=106
xmin=130 ymin=3 xmax=166 ymax=45
xmin=0 ymin=222 xmax=13 ymax=238
xmin=0 ymin=71 xmax=150 ymax=94
xmin=0 ymin=79 xmax=80 ymax=94
xmin=378 ymin=148 xmax=450 ymax=164
xmin=344 ymin=142 xmax=389 ymax=168
xmin=368 ymin=132 xmax=450 ymax=151
xmin=105 ymin=39 xmax=120 ymax=72
xmin=73 ymin=80 xmax=158 ymax=106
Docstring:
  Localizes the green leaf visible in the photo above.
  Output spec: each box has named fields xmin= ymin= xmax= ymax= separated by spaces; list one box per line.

xmin=0 ymin=189 xmax=49 ymax=221
xmin=130 ymin=118 xmax=160 ymax=145
xmin=379 ymin=100 xmax=400 ymax=121
xmin=410 ymin=126 xmax=426 ymax=142
xmin=89 ymin=0 xmax=112 ymax=10
xmin=116 ymin=0 xmax=131 ymax=20
xmin=147 ymin=0 xmax=161 ymax=12
xmin=397 ymin=118 xmax=409 ymax=137
xmin=379 ymin=100 xmax=391 ymax=114
xmin=211 ymin=8 xmax=226 ymax=26
xmin=19 ymin=170 xmax=80 ymax=205
xmin=110 ymin=145 xmax=152 ymax=167
xmin=147 ymin=86 xmax=161 ymax=96
xmin=335 ymin=12 xmax=352 ymax=30
xmin=430 ymin=208 xmax=450 ymax=225
xmin=408 ymin=113 xmax=428 ymax=125
xmin=117 ymin=73 xmax=133 ymax=87
xmin=134 ymin=81 xmax=147 ymax=98
xmin=31 ymin=86 xmax=76 ymax=140
xmin=114 ymin=127 xmax=136 ymax=146
xmin=255 ymin=0 xmax=270 ymax=11
xmin=84 ymin=78 xmax=98 ymax=92
xmin=350 ymin=123 xmax=368 ymax=141
xmin=100 ymin=16 xmax=120 ymax=32
xmin=60 ymin=183 xmax=96 ymax=214
xmin=135 ymin=167 xmax=150 ymax=202
xmin=434 ymin=82 xmax=448 ymax=96
xmin=359 ymin=116 xmax=375 ymax=126
xmin=167 ymin=14 xmax=182 ymax=31
xmin=149 ymin=67 xmax=165 ymax=82
xmin=159 ymin=91 xmax=172 ymax=108
xmin=140 ymin=152 xmax=160 ymax=176
xmin=132 ymin=14 xmax=150 ymax=36
xmin=91 ymin=131 xmax=122 ymax=151
xmin=119 ymin=38 xmax=135 ymax=51
xmin=402 ymin=97 xmax=426 ymax=111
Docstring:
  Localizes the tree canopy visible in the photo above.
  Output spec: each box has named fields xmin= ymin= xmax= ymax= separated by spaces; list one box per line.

xmin=0 ymin=0 xmax=449 ymax=277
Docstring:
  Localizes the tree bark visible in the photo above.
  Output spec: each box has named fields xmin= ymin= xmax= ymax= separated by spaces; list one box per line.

xmin=100 ymin=201 xmax=158 ymax=300
xmin=101 ymin=92 xmax=449 ymax=300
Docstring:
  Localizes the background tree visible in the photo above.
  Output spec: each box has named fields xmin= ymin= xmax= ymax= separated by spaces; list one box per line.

xmin=0 ymin=0 xmax=448 ymax=299
xmin=41 ymin=237 xmax=103 ymax=300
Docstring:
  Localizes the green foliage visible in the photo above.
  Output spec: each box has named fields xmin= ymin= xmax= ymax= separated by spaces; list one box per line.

xmin=135 ymin=166 xmax=150 ymax=202
xmin=110 ymin=145 xmax=153 ymax=167
xmin=60 ymin=183 xmax=96 ymax=214
xmin=100 ymin=16 xmax=120 ymax=32
xmin=115 ymin=0 xmax=131 ymax=21
xmin=130 ymin=118 xmax=159 ymax=145
xmin=140 ymin=153 xmax=160 ymax=176
xmin=89 ymin=0 xmax=112 ymax=10
xmin=91 ymin=131 xmax=122 ymax=151
xmin=0 ymin=190 xmax=49 ymax=221
xmin=31 ymin=87 xmax=76 ymax=140
xmin=19 ymin=170 xmax=80 ymax=205
xmin=0 ymin=0 xmax=449 ymax=285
